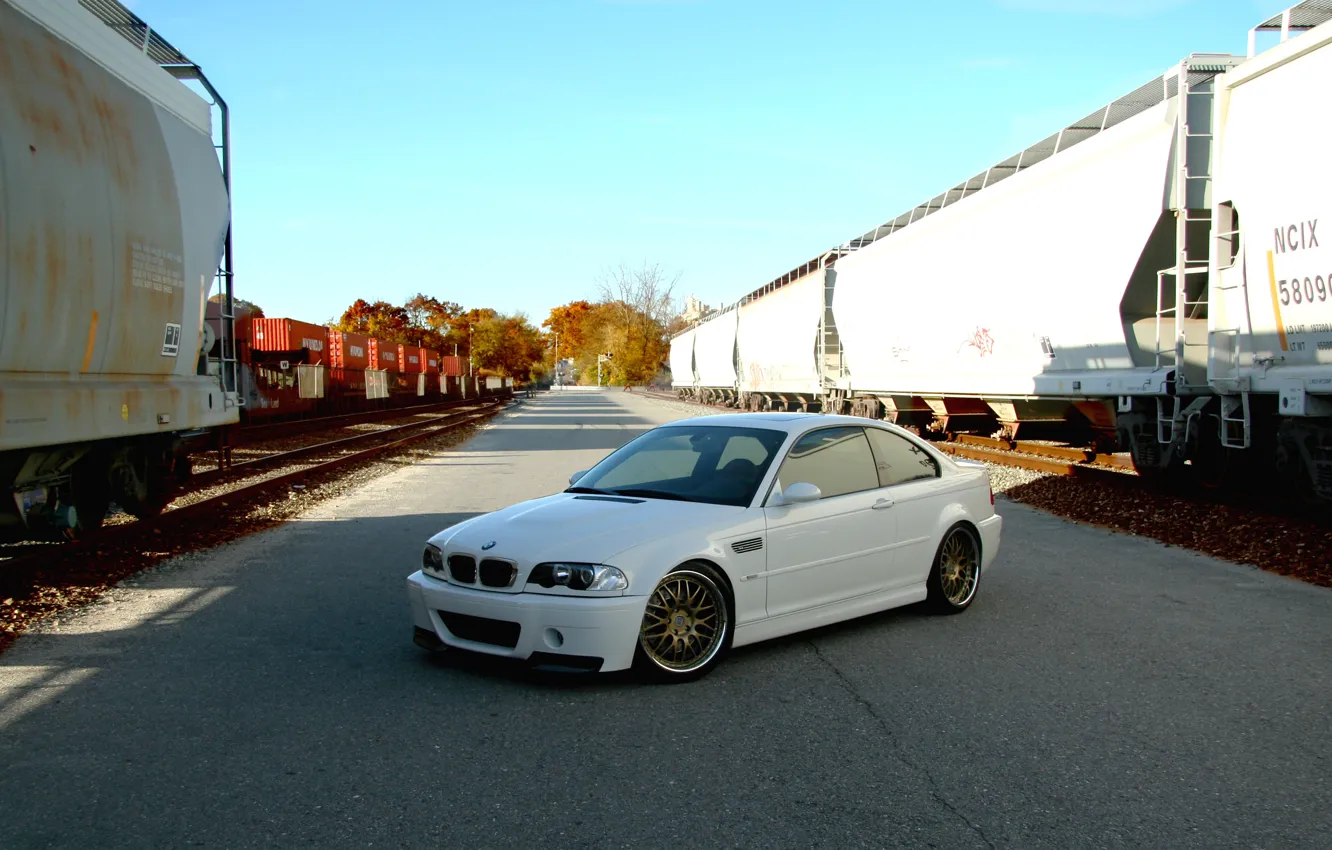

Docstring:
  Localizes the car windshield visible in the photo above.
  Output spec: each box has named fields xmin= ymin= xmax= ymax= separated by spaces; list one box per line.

xmin=569 ymin=425 xmax=789 ymax=507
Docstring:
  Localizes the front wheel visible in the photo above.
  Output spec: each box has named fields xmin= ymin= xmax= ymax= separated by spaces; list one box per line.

xmin=634 ymin=563 xmax=733 ymax=683
xmin=926 ymin=524 xmax=982 ymax=614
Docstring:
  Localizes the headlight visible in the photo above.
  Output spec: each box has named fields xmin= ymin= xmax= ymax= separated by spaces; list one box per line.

xmin=528 ymin=562 xmax=628 ymax=591
xmin=422 ymin=544 xmax=445 ymax=571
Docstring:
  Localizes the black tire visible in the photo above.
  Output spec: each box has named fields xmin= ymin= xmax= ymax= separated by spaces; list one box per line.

xmin=633 ymin=562 xmax=733 ymax=683
xmin=925 ymin=524 xmax=982 ymax=614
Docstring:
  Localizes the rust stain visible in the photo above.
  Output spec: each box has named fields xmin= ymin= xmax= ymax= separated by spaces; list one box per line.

xmin=43 ymin=222 xmax=67 ymax=346
xmin=82 ymin=311 xmax=100 ymax=372
xmin=17 ymin=100 xmax=79 ymax=161
xmin=93 ymin=96 xmax=141 ymax=192
xmin=44 ymin=222 xmax=66 ymax=284
xmin=50 ymin=46 xmax=86 ymax=101
xmin=0 ymin=27 xmax=13 ymax=81
xmin=20 ymin=38 xmax=43 ymax=81
xmin=15 ymin=229 xmax=37 ymax=282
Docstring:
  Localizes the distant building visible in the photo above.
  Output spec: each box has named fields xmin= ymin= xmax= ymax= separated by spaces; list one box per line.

xmin=682 ymin=295 xmax=710 ymax=324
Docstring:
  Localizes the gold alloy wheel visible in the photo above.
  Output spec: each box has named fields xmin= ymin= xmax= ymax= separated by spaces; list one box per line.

xmin=939 ymin=528 xmax=980 ymax=606
xmin=639 ymin=570 xmax=728 ymax=673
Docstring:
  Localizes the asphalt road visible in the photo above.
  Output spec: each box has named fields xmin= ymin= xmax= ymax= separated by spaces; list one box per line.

xmin=1 ymin=389 xmax=1328 ymax=849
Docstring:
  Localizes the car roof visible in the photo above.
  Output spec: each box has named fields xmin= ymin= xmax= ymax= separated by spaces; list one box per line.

xmin=659 ymin=412 xmax=905 ymax=435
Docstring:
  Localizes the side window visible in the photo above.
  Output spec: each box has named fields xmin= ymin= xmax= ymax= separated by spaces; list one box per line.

xmin=775 ymin=427 xmax=879 ymax=500
xmin=865 ymin=427 xmax=939 ymax=487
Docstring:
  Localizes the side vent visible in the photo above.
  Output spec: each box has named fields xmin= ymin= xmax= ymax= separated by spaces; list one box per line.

xmin=731 ymin=537 xmax=764 ymax=554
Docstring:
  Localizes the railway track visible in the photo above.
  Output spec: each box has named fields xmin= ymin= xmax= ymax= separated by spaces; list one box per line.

xmin=182 ymin=403 xmax=497 ymax=492
xmin=226 ymin=397 xmax=490 ymax=445
xmin=184 ymin=396 xmax=506 ymax=471
xmin=1 ymin=398 xmax=515 ymax=570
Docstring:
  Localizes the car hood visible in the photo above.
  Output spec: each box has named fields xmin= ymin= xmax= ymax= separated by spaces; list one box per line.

xmin=430 ymin=492 xmax=736 ymax=567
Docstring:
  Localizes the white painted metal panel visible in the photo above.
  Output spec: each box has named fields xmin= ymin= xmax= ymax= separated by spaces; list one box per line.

xmin=669 ymin=328 xmax=696 ymax=388
xmin=1210 ymin=21 xmax=1332 ymax=389
xmin=0 ymin=0 xmax=234 ymax=452
xmin=834 ymin=101 xmax=1177 ymax=398
xmin=737 ymin=269 xmax=824 ymax=395
xmin=692 ymin=308 xmax=739 ymax=389
xmin=5 ymin=0 xmax=213 ymax=133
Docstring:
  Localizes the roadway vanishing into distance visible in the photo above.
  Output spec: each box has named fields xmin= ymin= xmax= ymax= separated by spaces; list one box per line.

xmin=1 ymin=390 xmax=1328 ymax=849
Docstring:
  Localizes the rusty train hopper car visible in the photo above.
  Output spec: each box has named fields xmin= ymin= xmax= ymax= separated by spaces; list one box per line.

xmin=0 ymin=0 xmax=238 ymax=538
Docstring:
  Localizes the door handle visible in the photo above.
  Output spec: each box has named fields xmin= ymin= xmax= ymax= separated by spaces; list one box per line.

xmin=872 ymin=498 xmax=894 ymax=510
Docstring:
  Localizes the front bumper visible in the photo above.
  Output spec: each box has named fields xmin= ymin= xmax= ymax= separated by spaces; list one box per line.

xmin=978 ymin=514 xmax=1003 ymax=570
xmin=406 ymin=571 xmax=647 ymax=672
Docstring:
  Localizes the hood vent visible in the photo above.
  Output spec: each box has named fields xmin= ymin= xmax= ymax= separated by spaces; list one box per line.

xmin=573 ymin=495 xmax=645 ymax=504
xmin=731 ymin=537 xmax=763 ymax=554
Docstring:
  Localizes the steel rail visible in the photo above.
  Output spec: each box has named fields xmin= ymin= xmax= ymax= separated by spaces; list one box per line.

xmin=185 ymin=402 xmax=495 ymax=490
xmin=227 ymin=396 xmax=491 ymax=444
xmin=0 ymin=399 xmax=517 ymax=571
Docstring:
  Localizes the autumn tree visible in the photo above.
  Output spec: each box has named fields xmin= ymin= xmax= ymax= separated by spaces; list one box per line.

xmin=541 ymin=300 xmax=595 ymax=359
xmin=209 ymin=294 xmax=264 ymax=318
xmin=327 ymin=296 xmax=550 ymax=383
xmin=403 ymin=293 xmax=464 ymax=350
xmin=333 ymin=299 xmax=412 ymax=344
xmin=593 ymin=262 xmax=679 ymax=385
xmin=471 ymin=313 xmax=547 ymax=381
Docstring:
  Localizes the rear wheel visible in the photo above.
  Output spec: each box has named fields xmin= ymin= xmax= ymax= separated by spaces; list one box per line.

xmin=634 ymin=563 xmax=732 ymax=683
xmin=926 ymin=524 xmax=981 ymax=614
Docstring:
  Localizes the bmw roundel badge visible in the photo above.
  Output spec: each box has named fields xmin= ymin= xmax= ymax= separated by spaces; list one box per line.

xmin=481 ymin=541 xmax=497 ymax=550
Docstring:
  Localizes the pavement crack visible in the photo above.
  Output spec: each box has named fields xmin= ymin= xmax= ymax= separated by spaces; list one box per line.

xmin=807 ymin=640 xmax=996 ymax=850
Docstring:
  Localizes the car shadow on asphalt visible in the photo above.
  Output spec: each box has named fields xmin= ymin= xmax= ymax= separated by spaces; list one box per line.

xmin=410 ymin=598 xmax=942 ymax=692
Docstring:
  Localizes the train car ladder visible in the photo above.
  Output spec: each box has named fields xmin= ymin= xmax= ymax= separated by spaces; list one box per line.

xmin=1220 ymin=393 xmax=1251 ymax=449
xmin=818 ymin=272 xmax=847 ymax=386
xmin=1154 ymin=63 xmax=1229 ymax=381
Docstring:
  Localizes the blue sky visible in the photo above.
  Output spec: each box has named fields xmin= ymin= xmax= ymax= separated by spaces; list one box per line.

xmin=130 ymin=0 xmax=1283 ymax=328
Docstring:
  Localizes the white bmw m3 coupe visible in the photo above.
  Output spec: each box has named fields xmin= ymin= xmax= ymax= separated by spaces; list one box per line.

xmin=406 ymin=412 xmax=1002 ymax=681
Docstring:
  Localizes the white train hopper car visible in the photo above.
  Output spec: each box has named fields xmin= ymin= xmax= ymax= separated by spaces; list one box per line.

xmin=690 ymin=304 xmax=740 ymax=405
xmin=827 ymin=54 xmax=1245 ymax=461
xmin=734 ymin=264 xmax=837 ymax=411
xmin=668 ymin=326 xmax=697 ymax=394
xmin=0 ymin=0 xmax=239 ymax=537
xmin=1208 ymin=2 xmax=1332 ymax=499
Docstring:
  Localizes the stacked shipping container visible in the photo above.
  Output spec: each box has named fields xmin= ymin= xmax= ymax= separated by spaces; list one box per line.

xmin=250 ymin=318 xmax=329 ymax=364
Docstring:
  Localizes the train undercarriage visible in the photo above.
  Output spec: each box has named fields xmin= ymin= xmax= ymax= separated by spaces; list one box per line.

xmin=1 ymin=435 xmax=194 ymax=542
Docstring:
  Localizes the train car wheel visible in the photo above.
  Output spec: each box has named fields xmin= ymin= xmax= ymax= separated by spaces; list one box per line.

xmin=112 ymin=446 xmax=174 ymax=520
xmin=69 ymin=456 xmax=112 ymax=537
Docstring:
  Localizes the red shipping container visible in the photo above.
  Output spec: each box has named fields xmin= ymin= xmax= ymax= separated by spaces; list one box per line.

xmin=250 ymin=318 xmax=329 ymax=365
xmin=397 ymin=344 xmax=426 ymax=372
xmin=422 ymin=349 xmax=440 ymax=374
xmin=368 ymin=338 xmax=402 ymax=371
xmin=329 ymin=331 xmax=371 ymax=370
xmin=440 ymin=355 xmax=466 ymax=377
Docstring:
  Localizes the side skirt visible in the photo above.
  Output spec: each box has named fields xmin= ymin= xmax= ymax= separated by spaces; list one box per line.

xmin=732 ymin=583 xmax=928 ymax=648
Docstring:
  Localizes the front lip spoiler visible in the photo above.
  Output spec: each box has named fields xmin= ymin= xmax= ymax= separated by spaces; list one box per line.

xmin=413 ymin=628 xmax=606 ymax=674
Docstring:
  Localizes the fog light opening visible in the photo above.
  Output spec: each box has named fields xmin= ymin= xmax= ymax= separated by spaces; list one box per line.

xmin=544 ymin=628 xmax=565 ymax=649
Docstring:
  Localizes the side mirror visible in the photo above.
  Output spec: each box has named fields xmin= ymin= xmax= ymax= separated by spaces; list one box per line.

xmin=780 ymin=482 xmax=821 ymax=504
xmin=569 ymin=469 xmax=589 ymax=486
